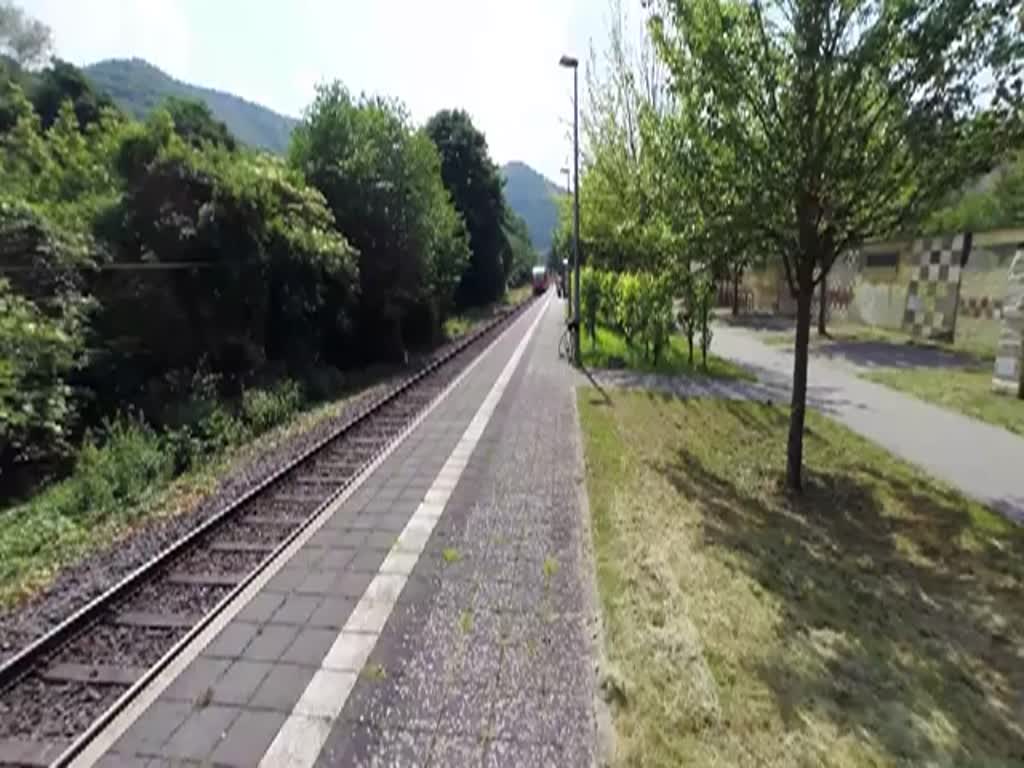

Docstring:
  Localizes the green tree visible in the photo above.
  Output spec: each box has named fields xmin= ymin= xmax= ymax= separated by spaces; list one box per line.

xmin=0 ymin=0 xmax=51 ymax=69
xmin=925 ymin=153 xmax=1024 ymax=233
xmin=102 ymin=112 xmax=357 ymax=383
xmin=163 ymin=96 xmax=237 ymax=151
xmin=31 ymin=59 xmax=117 ymax=130
xmin=0 ymin=277 xmax=86 ymax=477
xmin=290 ymin=82 xmax=468 ymax=358
xmin=502 ymin=208 xmax=537 ymax=287
xmin=425 ymin=109 xmax=507 ymax=307
xmin=652 ymin=0 xmax=1024 ymax=490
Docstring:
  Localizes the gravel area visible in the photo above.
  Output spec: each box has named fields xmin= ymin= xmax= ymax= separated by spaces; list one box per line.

xmin=174 ymin=547 xmax=267 ymax=575
xmin=54 ymin=623 xmax=181 ymax=668
xmin=0 ymin=674 xmax=124 ymax=741
xmin=118 ymin=582 xmax=231 ymax=618
xmin=0 ymin=303 xmax=529 ymax=668
xmin=215 ymin=520 xmax=300 ymax=544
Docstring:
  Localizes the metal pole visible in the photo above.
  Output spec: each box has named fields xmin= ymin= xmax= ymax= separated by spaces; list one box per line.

xmin=572 ymin=66 xmax=582 ymax=365
xmin=561 ymin=169 xmax=572 ymax=318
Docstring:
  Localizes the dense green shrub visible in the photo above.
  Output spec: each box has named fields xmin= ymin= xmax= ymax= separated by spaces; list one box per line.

xmin=581 ymin=263 xmax=717 ymax=369
xmin=615 ymin=273 xmax=644 ymax=345
xmin=68 ymin=418 xmax=173 ymax=522
xmin=580 ymin=266 xmax=601 ymax=346
xmin=241 ymin=380 xmax=304 ymax=434
xmin=635 ymin=272 xmax=674 ymax=365
xmin=598 ymin=271 xmax=620 ymax=328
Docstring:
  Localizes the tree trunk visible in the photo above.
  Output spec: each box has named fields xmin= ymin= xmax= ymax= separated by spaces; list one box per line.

xmin=817 ymin=273 xmax=828 ymax=336
xmin=732 ymin=268 xmax=741 ymax=316
xmin=786 ymin=285 xmax=813 ymax=491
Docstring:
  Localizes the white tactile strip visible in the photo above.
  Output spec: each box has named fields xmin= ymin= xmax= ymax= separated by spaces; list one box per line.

xmin=70 ymin=295 xmax=550 ymax=768
xmin=258 ymin=297 xmax=550 ymax=768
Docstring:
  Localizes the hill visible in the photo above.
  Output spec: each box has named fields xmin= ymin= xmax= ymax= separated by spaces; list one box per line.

xmin=501 ymin=161 xmax=563 ymax=254
xmin=84 ymin=58 xmax=297 ymax=154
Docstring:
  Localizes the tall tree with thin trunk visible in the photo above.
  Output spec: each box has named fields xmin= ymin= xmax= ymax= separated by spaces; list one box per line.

xmin=652 ymin=0 xmax=1023 ymax=490
xmin=0 ymin=1 xmax=51 ymax=69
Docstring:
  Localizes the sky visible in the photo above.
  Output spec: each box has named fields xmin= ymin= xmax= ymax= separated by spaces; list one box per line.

xmin=21 ymin=0 xmax=621 ymax=183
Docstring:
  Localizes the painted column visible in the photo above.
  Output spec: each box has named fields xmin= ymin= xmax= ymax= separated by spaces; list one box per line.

xmin=992 ymin=245 xmax=1024 ymax=398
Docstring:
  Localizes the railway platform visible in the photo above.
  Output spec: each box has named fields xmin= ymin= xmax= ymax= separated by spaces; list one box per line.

xmin=78 ymin=294 xmax=598 ymax=767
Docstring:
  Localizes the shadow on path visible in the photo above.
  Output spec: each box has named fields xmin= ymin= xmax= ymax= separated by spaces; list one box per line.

xmin=816 ymin=340 xmax=983 ymax=371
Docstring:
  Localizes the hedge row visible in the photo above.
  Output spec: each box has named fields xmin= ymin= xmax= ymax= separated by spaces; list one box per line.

xmin=579 ymin=268 xmax=675 ymax=365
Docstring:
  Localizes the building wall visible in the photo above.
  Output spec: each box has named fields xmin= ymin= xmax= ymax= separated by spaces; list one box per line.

xmin=741 ymin=227 xmax=1024 ymax=353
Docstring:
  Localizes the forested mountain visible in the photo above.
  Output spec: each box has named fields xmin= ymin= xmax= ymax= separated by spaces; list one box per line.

xmin=83 ymin=58 xmax=297 ymax=154
xmin=501 ymin=161 xmax=562 ymax=254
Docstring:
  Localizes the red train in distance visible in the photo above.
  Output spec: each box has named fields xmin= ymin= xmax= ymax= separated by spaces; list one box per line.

xmin=531 ymin=265 xmax=549 ymax=295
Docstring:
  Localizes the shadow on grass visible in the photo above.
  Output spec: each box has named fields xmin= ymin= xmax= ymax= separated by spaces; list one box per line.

xmin=578 ymin=365 xmax=614 ymax=406
xmin=652 ymin=399 xmax=1024 ymax=764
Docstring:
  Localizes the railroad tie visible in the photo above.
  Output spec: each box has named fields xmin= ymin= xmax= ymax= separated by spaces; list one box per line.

xmin=166 ymin=572 xmax=246 ymax=588
xmin=42 ymin=662 xmax=145 ymax=687
xmin=115 ymin=611 xmax=202 ymax=629
xmin=208 ymin=541 xmax=277 ymax=554
xmin=309 ymin=460 xmax=366 ymax=473
xmin=241 ymin=514 xmax=308 ymax=527
xmin=269 ymin=493 xmax=329 ymax=505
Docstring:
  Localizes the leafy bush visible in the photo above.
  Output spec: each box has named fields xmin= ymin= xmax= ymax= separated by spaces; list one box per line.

xmin=0 ymin=276 xmax=87 ymax=479
xmin=68 ymin=418 xmax=173 ymax=522
xmin=580 ymin=267 xmax=601 ymax=346
xmin=598 ymin=271 xmax=620 ymax=328
xmin=583 ymin=268 xmax=677 ymax=366
xmin=635 ymin=272 xmax=674 ymax=365
xmin=241 ymin=380 xmax=304 ymax=434
xmin=615 ymin=273 xmax=644 ymax=345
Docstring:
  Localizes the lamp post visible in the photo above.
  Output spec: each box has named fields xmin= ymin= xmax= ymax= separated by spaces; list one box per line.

xmin=559 ymin=165 xmax=571 ymax=311
xmin=559 ymin=54 xmax=581 ymax=365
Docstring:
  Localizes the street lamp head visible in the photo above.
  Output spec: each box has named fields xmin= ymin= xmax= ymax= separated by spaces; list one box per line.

xmin=559 ymin=55 xmax=578 ymax=69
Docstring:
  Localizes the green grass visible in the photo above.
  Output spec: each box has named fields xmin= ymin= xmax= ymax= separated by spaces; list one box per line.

xmin=866 ymin=366 xmax=1024 ymax=436
xmin=443 ymin=284 xmax=535 ymax=340
xmin=580 ymin=325 xmax=754 ymax=381
xmin=578 ymin=389 xmax=1024 ymax=767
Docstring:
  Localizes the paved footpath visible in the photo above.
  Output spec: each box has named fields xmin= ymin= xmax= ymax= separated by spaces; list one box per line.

xmin=708 ymin=324 xmax=1024 ymax=522
xmin=81 ymin=294 xmax=597 ymax=767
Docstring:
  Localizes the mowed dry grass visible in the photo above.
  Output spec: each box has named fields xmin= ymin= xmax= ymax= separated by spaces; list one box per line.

xmin=578 ymin=389 xmax=1024 ymax=767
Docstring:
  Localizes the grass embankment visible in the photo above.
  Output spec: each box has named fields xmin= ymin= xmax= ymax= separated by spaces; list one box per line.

xmin=1 ymin=289 xmax=533 ymax=609
xmin=580 ymin=324 xmax=753 ymax=381
xmin=443 ymin=284 xmax=533 ymax=339
xmin=866 ymin=367 xmax=1024 ymax=437
xmin=579 ymin=389 xmax=1024 ymax=767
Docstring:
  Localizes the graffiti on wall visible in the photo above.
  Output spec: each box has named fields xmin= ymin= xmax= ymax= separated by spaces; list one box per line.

xmin=738 ymin=228 xmax=1024 ymax=341
xmin=902 ymin=235 xmax=971 ymax=341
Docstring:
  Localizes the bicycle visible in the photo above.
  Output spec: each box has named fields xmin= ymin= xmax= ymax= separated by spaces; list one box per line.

xmin=558 ymin=318 xmax=579 ymax=364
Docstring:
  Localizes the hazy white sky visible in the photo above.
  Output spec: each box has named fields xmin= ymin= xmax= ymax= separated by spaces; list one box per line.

xmin=22 ymin=0 xmax=621 ymax=182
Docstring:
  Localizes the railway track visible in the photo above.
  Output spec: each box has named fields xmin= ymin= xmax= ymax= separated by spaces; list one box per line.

xmin=0 ymin=297 xmax=536 ymax=768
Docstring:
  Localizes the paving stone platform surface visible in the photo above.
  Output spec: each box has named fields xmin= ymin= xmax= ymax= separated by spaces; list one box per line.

xmin=93 ymin=294 xmax=597 ymax=767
